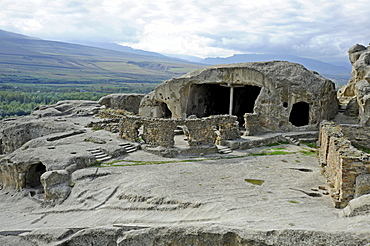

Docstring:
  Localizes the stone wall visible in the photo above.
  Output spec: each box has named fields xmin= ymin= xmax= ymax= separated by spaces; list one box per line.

xmin=243 ymin=113 xmax=263 ymax=136
xmin=87 ymin=119 xmax=120 ymax=133
xmin=119 ymin=115 xmax=239 ymax=148
xmin=142 ymin=118 xmax=177 ymax=147
xmin=119 ymin=116 xmax=143 ymax=143
xmin=319 ymin=121 xmax=370 ymax=208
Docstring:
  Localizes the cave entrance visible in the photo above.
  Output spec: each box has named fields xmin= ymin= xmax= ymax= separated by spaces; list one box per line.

xmin=232 ymin=85 xmax=261 ymax=123
xmin=160 ymin=102 xmax=172 ymax=118
xmin=289 ymin=102 xmax=310 ymax=127
xmin=186 ymin=84 xmax=261 ymax=124
xmin=25 ymin=162 xmax=46 ymax=189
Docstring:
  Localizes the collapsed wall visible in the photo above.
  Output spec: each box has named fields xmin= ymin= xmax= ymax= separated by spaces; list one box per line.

xmin=139 ymin=61 xmax=338 ymax=134
xmin=119 ymin=115 xmax=239 ymax=148
xmin=319 ymin=121 xmax=370 ymax=208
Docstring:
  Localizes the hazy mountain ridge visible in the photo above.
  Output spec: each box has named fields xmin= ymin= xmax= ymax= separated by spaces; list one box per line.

xmin=0 ymin=29 xmax=202 ymax=84
xmin=200 ymin=54 xmax=352 ymax=75
xmin=0 ymin=29 xmax=351 ymax=87
xmin=68 ymin=40 xmax=167 ymax=59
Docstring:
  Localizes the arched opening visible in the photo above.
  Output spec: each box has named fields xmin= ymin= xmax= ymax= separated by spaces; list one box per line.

xmin=289 ymin=102 xmax=310 ymax=126
xmin=174 ymin=125 xmax=189 ymax=148
xmin=160 ymin=102 xmax=172 ymax=118
xmin=25 ymin=162 xmax=46 ymax=189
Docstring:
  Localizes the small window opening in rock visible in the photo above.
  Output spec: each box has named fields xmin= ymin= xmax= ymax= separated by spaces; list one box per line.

xmin=25 ymin=162 xmax=46 ymax=189
xmin=289 ymin=102 xmax=310 ymax=127
xmin=283 ymin=102 xmax=288 ymax=108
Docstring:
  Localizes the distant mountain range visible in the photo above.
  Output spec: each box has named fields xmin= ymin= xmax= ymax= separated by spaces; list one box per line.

xmin=0 ymin=29 xmax=202 ymax=85
xmin=201 ymin=53 xmax=351 ymax=74
xmin=0 ymin=29 xmax=351 ymax=87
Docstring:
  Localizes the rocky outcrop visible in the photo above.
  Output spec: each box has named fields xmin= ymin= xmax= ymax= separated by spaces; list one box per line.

xmin=139 ymin=91 xmax=171 ymax=118
xmin=32 ymin=100 xmax=101 ymax=118
xmin=338 ymin=44 xmax=370 ymax=125
xmin=0 ymin=100 xmax=101 ymax=154
xmin=0 ymin=129 xmax=131 ymax=191
xmin=139 ymin=61 xmax=338 ymax=134
xmin=117 ymin=227 xmax=370 ymax=246
xmin=0 ymin=99 xmax=136 ymax=198
xmin=343 ymin=194 xmax=370 ymax=217
xmin=98 ymin=93 xmax=145 ymax=114
xmin=11 ymin=226 xmax=370 ymax=246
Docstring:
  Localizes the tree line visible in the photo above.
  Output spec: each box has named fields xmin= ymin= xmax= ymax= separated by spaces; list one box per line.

xmin=0 ymin=91 xmax=106 ymax=119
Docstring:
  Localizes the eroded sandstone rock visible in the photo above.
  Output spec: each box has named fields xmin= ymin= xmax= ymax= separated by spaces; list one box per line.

xmin=40 ymin=170 xmax=71 ymax=201
xmin=0 ymin=99 xmax=134 ymax=198
xmin=98 ymin=93 xmax=145 ymax=114
xmin=139 ymin=61 xmax=338 ymax=134
xmin=0 ymin=100 xmax=102 ymax=154
xmin=338 ymin=44 xmax=370 ymax=126
xmin=343 ymin=194 xmax=370 ymax=217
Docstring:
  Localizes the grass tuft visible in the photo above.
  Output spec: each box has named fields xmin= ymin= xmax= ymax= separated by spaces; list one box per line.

xmin=245 ymin=179 xmax=265 ymax=185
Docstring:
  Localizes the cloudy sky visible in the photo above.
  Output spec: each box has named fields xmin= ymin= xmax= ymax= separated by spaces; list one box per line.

xmin=1 ymin=0 xmax=369 ymax=62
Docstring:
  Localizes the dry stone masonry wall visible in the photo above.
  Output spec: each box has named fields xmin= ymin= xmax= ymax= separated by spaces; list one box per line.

xmin=319 ymin=121 xmax=370 ymax=207
xmin=119 ymin=115 xmax=239 ymax=147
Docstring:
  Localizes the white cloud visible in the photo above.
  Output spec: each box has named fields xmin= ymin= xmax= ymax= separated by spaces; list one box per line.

xmin=1 ymin=0 xmax=370 ymax=61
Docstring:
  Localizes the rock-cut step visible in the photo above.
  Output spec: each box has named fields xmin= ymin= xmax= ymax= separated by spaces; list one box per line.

xmin=87 ymin=148 xmax=112 ymax=163
xmin=282 ymin=135 xmax=300 ymax=146
xmin=119 ymin=143 xmax=138 ymax=153
xmin=217 ymin=146 xmax=233 ymax=154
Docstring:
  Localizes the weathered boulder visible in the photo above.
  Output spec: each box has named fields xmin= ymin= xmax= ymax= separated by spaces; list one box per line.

xmin=98 ymin=93 xmax=145 ymax=114
xmin=355 ymin=80 xmax=370 ymax=125
xmin=139 ymin=61 xmax=338 ymax=134
xmin=344 ymin=97 xmax=359 ymax=117
xmin=343 ymin=193 xmax=370 ymax=217
xmin=40 ymin=170 xmax=71 ymax=201
xmin=338 ymin=44 xmax=370 ymax=126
